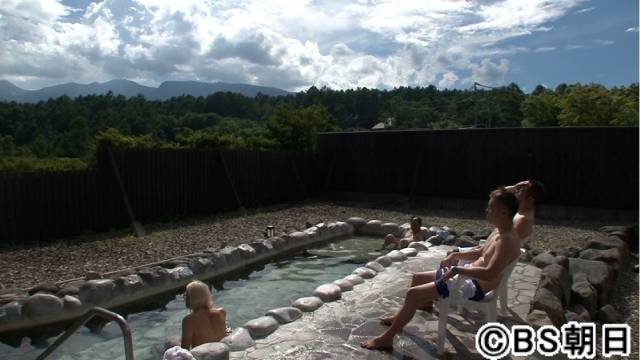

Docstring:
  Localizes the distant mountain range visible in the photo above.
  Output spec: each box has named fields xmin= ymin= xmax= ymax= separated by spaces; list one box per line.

xmin=0 ymin=79 xmax=292 ymax=102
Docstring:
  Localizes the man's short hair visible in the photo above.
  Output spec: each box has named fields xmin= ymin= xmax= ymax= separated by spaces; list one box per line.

xmin=491 ymin=187 xmax=519 ymax=219
xmin=529 ymin=180 xmax=545 ymax=203
xmin=410 ymin=216 xmax=422 ymax=226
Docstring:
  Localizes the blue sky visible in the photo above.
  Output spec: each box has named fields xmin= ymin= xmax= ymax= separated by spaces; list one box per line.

xmin=0 ymin=0 xmax=637 ymax=92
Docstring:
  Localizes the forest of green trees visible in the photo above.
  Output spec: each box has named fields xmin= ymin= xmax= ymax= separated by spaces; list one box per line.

xmin=0 ymin=82 xmax=637 ymax=172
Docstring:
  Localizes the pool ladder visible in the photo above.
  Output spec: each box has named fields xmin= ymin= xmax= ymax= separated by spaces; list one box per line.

xmin=37 ymin=307 xmax=134 ymax=360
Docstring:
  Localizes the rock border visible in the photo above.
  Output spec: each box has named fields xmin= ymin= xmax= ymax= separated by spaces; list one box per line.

xmin=205 ymin=217 xmax=439 ymax=357
xmin=0 ymin=222 xmax=354 ymax=335
xmin=524 ymin=226 xmax=633 ymax=328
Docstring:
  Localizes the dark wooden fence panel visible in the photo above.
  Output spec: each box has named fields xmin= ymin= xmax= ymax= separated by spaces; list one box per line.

xmin=1 ymin=149 xmax=317 ymax=246
xmin=318 ymin=127 xmax=638 ymax=209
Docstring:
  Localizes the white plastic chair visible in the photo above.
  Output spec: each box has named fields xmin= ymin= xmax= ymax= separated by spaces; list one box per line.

xmin=436 ymin=255 xmax=521 ymax=354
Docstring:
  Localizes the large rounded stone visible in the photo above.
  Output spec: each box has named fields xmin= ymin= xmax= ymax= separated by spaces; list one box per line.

xmin=313 ymin=284 xmax=342 ymax=302
xmin=571 ymin=273 xmax=598 ymax=316
xmin=374 ymin=256 xmax=392 ymax=267
xmin=426 ymin=235 xmax=442 ymax=246
xmin=248 ymin=241 xmax=272 ymax=254
xmin=568 ymin=303 xmax=591 ymax=322
xmin=568 ymin=258 xmax=611 ymax=306
xmin=190 ymin=342 xmax=229 ymax=360
xmin=188 ymin=257 xmax=213 ymax=275
xmin=361 ymin=220 xmax=384 ymax=236
xmin=0 ymin=301 xmax=22 ymax=324
xmin=408 ymin=242 xmax=429 ymax=251
xmin=62 ymin=295 xmax=82 ymax=311
xmin=267 ymin=237 xmax=286 ymax=250
xmin=532 ymin=252 xmax=555 ymax=269
xmin=287 ymin=231 xmax=309 ymax=244
xmin=527 ymin=309 xmax=553 ymax=330
xmin=579 ymin=248 xmax=623 ymax=276
xmin=243 ymin=316 xmax=279 ymax=339
xmin=168 ymin=266 xmax=194 ymax=281
xmin=540 ymin=264 xmax=571 ymax=306
xmin=220 ymin=247 xmax=241 ymax=266
xmin=114 ymin=274 xmax=145 ymax=295
xmin=381 ymin=223 xmax=403 ymax=237
xmin=236 ymin=244 xmax=257 ymax=259
xmin=585 ymin=235 xmax=629 ymax=257
xmin=597 ymin=304 xmax=623 ymax=323
xmin=352 ymin=267 xmax=376 ymax=279
xmin=399 ymin=248 xmax=418 ymax=257
xmin=531 ymin=288 xmax=565 ymax=327
xmin=332 ymin=279 xmax=353 ymax=292
xmin=343 ymin=275 xmax=364 ymax=285
xmin=346 ymin=217 xmax=367 ymax=230
xmin=137 ymin=267 xmax=170 ymax=286
xmin=28 ymin=283 xmax=60 ymax=296
xmin=23 ymin=294 xmax=63 ymax=319
xmin=266 ymin=307 xmax=303 ymax=324
xmin=292 ymin=297 xmax=323 ymax=312
xmin=365 ymin=261 xmax=385 ymax=273
xmin=79 ymin=279 xmax=116 ymax=305
xmin=454 ymin=235 xmax=478 ymax=248
xmin=220 ymin=327 xmax=254 ymax=351
xmin=386 ymin=250 xmax=407 ymax=262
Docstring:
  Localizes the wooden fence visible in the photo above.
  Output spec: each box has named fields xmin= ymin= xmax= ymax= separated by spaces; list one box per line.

xmin=317 ymin=127 xmax=638 ymax=210
xmin=1 ymin=127 xmax=637 ymax=245
xmin=0 ymin=149 xmax=318 ymax=246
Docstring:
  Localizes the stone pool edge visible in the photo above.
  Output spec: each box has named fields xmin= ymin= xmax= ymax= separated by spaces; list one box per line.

xmin=0 ymin=221 xmax=364 ymax=335
xmin=204 ymin=217 xmax=435 ymax=357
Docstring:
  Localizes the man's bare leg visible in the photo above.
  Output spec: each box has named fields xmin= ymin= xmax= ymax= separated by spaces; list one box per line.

xmin=381 ymin=234 xmax=399 ymax=250
xmin=361 ymin=282 xmax=440 ymax=350
xmin=381 ymin=271 xmax=436 ymax=325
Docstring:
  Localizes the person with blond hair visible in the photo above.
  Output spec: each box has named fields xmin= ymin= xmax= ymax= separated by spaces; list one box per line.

xmin=164 ymin=280 xmax=227 ymax=359
xmin=181 ymin=280 xmax=227 ymax=349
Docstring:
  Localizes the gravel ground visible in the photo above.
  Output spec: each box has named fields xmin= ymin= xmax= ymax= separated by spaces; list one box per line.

xmin=0 ymin=200 xmax=636 ymax=354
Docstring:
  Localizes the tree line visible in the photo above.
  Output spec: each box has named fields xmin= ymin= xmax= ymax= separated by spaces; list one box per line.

xmin=0 ymin=82 xmax=636 ymax=172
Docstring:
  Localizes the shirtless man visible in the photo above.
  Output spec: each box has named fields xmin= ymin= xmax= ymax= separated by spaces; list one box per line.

xmin=447 ymin=179 xmax=544 ymax=258
xmin=360 ymin=187 xmax=521 ymax=351
xmin=381 ymin=216 xmax=431 ymax=250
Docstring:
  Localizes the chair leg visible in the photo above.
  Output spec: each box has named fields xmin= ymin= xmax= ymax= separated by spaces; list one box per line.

xmin=438 ymin=300 xmax=449 ymax=354
xmin=499 ymin=287 xmax=508 ymax=316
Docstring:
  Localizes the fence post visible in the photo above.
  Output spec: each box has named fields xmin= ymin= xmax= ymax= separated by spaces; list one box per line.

xmin=218 ymin=150 xmax=243 ymax=210
xmin=107 ymin=148 xmax=145 ymax=237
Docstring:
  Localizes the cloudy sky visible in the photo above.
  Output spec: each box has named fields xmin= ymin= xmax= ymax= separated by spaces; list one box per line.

xmin=1 ymin=0 xmax=637 ymax=92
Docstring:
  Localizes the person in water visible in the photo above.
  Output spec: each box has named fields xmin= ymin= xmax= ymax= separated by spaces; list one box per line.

xmin=181 ymin=280 xmax=227 ymax=349
xmin=380 ymin=216 xmax=431 ymax=250
xmin=360 ymin=187 xmax=521 ymax=351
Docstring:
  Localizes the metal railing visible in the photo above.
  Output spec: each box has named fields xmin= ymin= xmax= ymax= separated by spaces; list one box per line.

xmin=37 ymin=307 xmax=134 ymax=360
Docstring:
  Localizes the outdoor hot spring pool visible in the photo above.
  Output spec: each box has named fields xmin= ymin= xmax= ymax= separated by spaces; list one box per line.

xmin=2 ymin=236 xmax=387 ymax=360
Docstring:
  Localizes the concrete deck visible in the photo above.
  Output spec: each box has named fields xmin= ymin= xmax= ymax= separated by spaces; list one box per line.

xmin=230 ymin=245 xmax=542 ymax=360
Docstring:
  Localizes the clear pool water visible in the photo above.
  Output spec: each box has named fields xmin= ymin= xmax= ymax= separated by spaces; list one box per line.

xmin=1 ymin=236 xmax=386 ymax=360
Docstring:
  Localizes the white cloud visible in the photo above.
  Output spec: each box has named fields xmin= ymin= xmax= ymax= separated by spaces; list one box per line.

xmin=593 ymin=39 xmax=614 ymax=46
xmin=468 ymin=58 xmax=510 ymax=86
xmin=0 ymin=0 xmax=589 ymax=90
xmin=574 ymin=7 xmax=595 ymax=14
xmin=626 ymin=27 xmax=639 ymax=33
xmin=533 ymin=46 xmax=557 ymax=52
xmin=438 ymin=71 xmax=459 ymax=88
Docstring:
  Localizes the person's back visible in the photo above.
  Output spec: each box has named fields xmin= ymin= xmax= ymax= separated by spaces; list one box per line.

xmin=180 ymin=280 xmax=227 ymax=349
xmin=183 ymin=307 xmax=226 ymax=348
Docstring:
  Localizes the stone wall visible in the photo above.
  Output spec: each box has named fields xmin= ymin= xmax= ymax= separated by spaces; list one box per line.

xmin=524 ymin=225 xmax=635 ymax=328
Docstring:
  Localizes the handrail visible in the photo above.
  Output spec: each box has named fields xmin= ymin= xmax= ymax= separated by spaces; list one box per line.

xmin=37 ymin=307 xmax=134 ymax=360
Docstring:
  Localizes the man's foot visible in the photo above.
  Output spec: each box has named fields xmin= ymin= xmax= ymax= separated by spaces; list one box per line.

xmin=360 ymin=336 xmax=393 ymax=351
xmin=380 ymin=315 xmax=395 ymax=326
